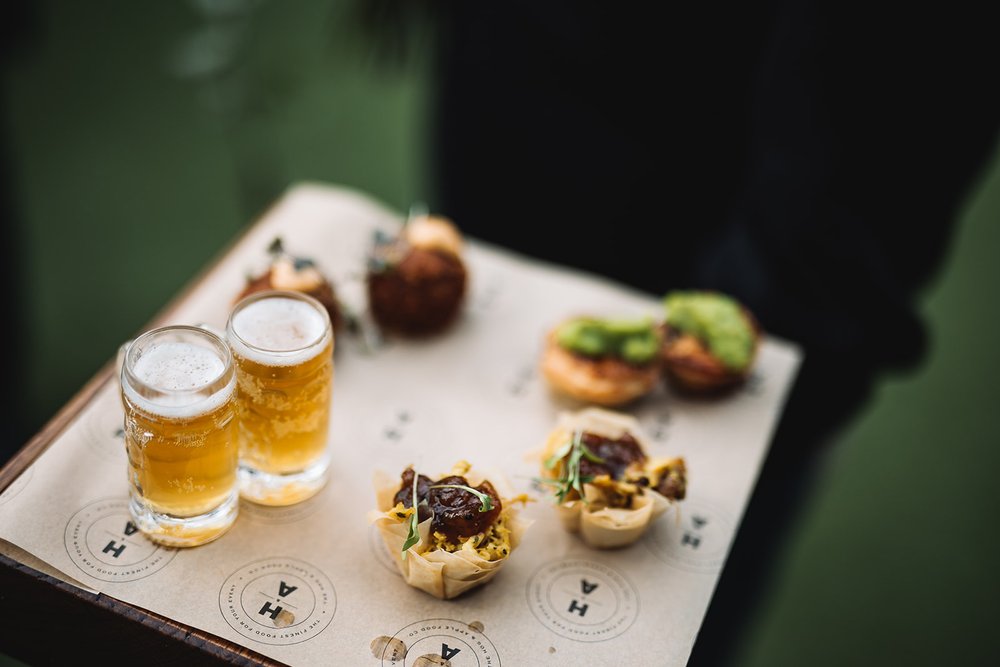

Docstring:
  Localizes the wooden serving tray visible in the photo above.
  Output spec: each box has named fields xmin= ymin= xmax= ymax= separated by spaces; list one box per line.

xmin=0 ymin=183 xmax=799 ymax=667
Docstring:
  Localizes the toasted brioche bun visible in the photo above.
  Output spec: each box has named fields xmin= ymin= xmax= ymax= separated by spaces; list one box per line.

xmin=661 ymin=307 xmax=761 ymax=394
xmin=541 ymin=328 xmax=660 ymax=406
xmin=404 ymin=215 xmax=463 ymax=257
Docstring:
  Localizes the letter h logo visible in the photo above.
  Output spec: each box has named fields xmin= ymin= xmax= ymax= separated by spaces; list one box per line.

xmin=102 ymin=521 xmax=140 ymax=559
xmin=568 ymin=579 xmax=599 ymax=617
xmin=258 ymin=580 xmax=298 ymax=620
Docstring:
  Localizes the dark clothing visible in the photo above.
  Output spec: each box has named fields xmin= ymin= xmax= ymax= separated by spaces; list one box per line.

xmin=428 ymin=2 xmax=1000 ymax=664
xmin=433 ymin=1 xmax=998 ymax=370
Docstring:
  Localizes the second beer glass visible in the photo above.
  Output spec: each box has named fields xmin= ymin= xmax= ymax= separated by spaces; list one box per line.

xmin=227 ymin=290 xmax=334 ymax=505
xmin=121 ymin=325 xmax=239 ymax=547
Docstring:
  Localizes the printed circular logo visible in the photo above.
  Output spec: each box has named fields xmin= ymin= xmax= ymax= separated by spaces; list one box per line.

xmin=219 ymin=557 xmax=336 ymax=645
xmin=526 ymin=559 xmax=639 ymax=642
xmin=79 ymin=389 xmax=127 ymax=462
xmin=0 ymin=467 xmax=34 ymax=506
xmin=368 ymin=524 xmax=401 ymax=576
xmin=644 ymin=498 xmax=736 ymax=573
xmin=373 ymin=618 xmax=501 ymax=666
xmin=63 ymin=497 xmax=176 ymax=582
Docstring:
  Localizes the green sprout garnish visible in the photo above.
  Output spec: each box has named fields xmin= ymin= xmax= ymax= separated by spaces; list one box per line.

xmin=537 ymin=430 xmax=605 ymax=504
xmin=428 ymin=484 xmax=494 ymax=512
xmin=267 ymin=236 xmax=284 ymax=256
xmin=401 ymin=471 xmax=421 ymax=559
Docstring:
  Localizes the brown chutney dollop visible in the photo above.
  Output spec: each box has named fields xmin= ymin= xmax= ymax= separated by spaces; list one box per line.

xmin=564 ymin=432 xmax=687 ymax=503
xmin=393 ymin=468 xmax=503 ymax=543
xmin=577 ymin=432 xmax=646 ymax=480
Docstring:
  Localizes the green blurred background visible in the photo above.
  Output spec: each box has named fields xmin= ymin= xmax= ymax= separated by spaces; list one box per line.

xmin=2 ymin=2 xmax=998 ymax=665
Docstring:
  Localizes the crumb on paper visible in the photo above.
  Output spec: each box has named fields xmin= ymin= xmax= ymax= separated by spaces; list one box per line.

xmin=370 ymin=636 xmax=408 ymax=660
xmin=273 ymin=609 xmax=295 ymax=628
xmin=468 ymin=620 xmax=484 ymax=633
xmin=413 ymin=655 xmax=450 ymax=667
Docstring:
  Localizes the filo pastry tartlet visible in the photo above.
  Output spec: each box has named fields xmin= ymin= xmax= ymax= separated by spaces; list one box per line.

xmin=661 ymin=290 xmax=761 ymax=394
xmin=539 ymin=408 xmax=686 ymax=549
xmin=369 ymin=461 xmax=530 ymax=599
xmin=541 ymin=316 xmax=663 ymax=406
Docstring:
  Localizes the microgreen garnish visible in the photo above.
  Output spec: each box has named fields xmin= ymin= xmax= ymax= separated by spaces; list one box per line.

xmin=538 ymin=430 xmax=605 ymax=504
xmin=267 ymin=237 xmax=284 ymax=256
xmin=429 ymin=484 xmax=494 ymax=512
xmin=544 ymin=442 xmax=572 ymax=470
xmin=292 ymin=256 xmax=316 ymax=270
xmin=401 ymin=471 xmax=421 ymax=559
xmin=407 ymin=201 xmax=429 ymax=225
xmin=368 ymin=229 xmax=397 ymax=272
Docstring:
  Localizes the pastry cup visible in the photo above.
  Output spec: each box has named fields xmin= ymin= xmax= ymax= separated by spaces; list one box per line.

xmin=541 ymin=408 xmax=679 ymax=549
xmin=540 ymin=328 xmax=661 ymax=406
xmin=368 ymin=466 xmax=530 ymax=600
xmin=555 ymin=484 xmax=671 ymax=549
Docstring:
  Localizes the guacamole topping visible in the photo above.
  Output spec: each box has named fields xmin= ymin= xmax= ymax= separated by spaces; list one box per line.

xmin=556 ymin=317 xmax=659 ymax=364
xmin=664 ymin=291 xmax=754 ymax=370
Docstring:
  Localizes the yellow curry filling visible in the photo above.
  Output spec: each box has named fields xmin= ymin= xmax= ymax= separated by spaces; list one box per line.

xmin=387 ymin=502 xmax=515 ymax=561
xmin=577 ymin=457 xmax=686 ymax=510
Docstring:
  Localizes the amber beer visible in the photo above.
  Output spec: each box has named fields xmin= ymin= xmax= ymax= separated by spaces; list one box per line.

xmin=120 ymin=326 xmax=239 ymax=547
xmin=227 ymin=291 xmax=334 ymax=505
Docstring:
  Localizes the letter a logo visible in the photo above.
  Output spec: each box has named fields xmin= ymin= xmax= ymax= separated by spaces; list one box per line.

xmin=581 ymin=579 xmax=598 ymax=595
xmin=124 ymin=521 xmax=139 ymax=536
xmin=278 ymin=581 xmax=298 ymax=597
xmin=441 ymin=644 xmax=461 ymax=660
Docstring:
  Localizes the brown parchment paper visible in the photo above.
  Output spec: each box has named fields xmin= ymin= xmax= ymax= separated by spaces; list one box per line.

xmin=0 ymin=183 xmax=801 ymax=666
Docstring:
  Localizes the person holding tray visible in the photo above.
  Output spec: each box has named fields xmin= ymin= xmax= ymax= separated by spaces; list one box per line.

xmin=351 ymin=1 xmax=1000 ymax=663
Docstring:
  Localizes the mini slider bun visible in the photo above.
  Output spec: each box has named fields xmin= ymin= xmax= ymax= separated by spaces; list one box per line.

xmin=661 ymin=290 xmax=761 ymax=394
xmin=541 ymin=316 xmax=662 ymax=406
xmin=369 ymin=460 xmax=530 ymax=600
xmin=237 ymin=237 xmax=343 ymax=331
xmin=539 ymin=408 xmax=686 ymax=549
xmin=366 ymin=214 xmax=467 ymax=336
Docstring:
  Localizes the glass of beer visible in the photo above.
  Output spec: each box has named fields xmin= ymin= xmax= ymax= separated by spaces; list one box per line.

xmin=226 ymin=290 xmax=334 ymax=506
xmin=120 ymin=326 xmax=239 ymax=547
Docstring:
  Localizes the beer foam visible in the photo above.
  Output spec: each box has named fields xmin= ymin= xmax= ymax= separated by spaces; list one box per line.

xmin=229 ymin=296 xmax=330 ymax=366
xmin=124 ymin=341 xmax=234 ymax=418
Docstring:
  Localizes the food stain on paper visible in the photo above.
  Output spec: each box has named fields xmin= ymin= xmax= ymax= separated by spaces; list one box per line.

xmin=370 ymin=635 xmax=407 ymax=660
xmin=413 ymin=655 xmax=450 ymax=667
xmin=273 ymin=609 xmax=295 ymax=628
xmin=548 ymin=646 xmax=556 ymax=654
xmin=468 ymin=620 xmax=485 ymax=633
